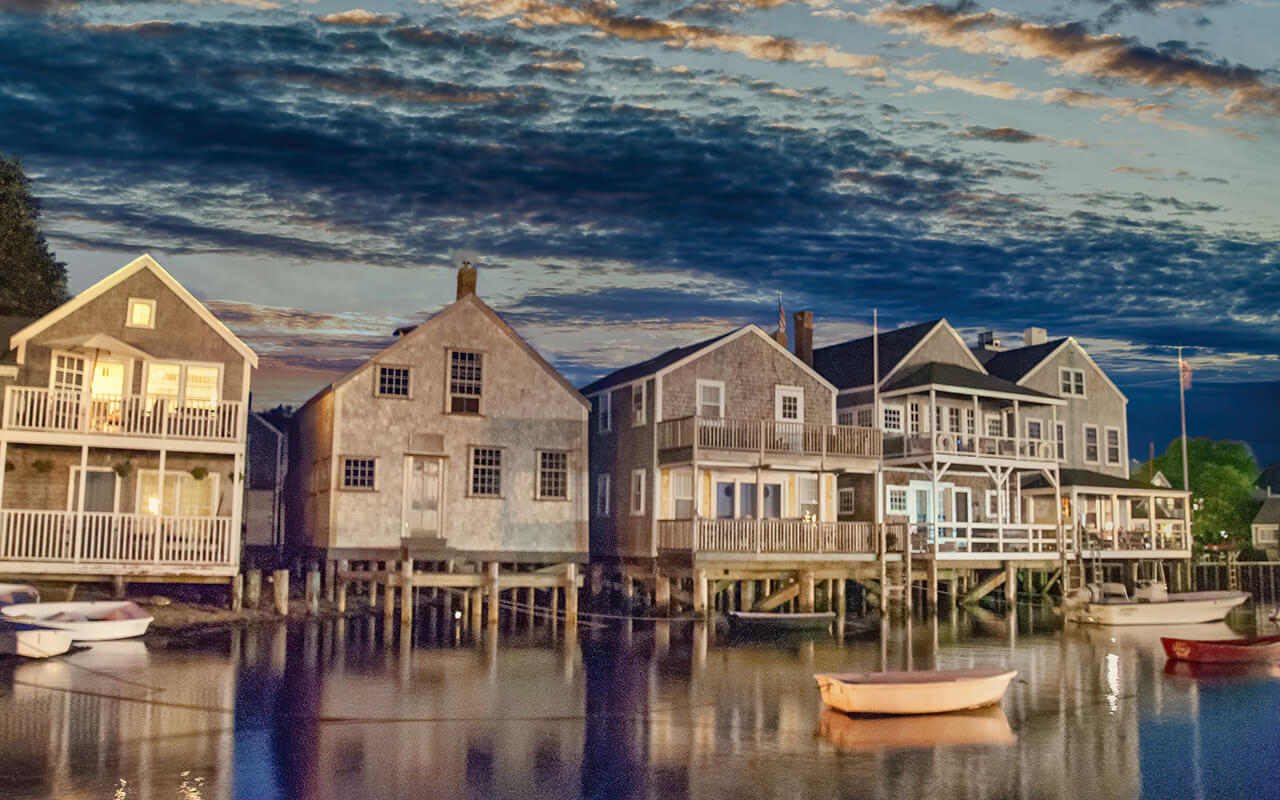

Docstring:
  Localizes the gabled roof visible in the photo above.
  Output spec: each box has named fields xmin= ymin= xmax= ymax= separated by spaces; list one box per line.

xmin=880 ymin=361 xmax=1061 ymax=402
xmin=1255 ymin=498 xmax=1280 ymax=526
xmin=578 ymin=329 xmax=736 ymax=396
xmin=8 ymin=254 xmax=258 ymax=368
xmin=1024 ymin=468 xmax=1181 ymax=492
xmin=812 ymin=319 xmax=942 ymax=390
xmin=1004 ymin=336 xmax=1127 ymax=402
xmin=981 ymin=338 xmax=1070 ymax=383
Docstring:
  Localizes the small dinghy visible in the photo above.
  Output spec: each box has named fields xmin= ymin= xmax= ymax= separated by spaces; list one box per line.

xmin=0 ymin=583 xmax=41 ymax=605
xmin=1 ymin=601 xmax=153 ymax=642
xmin=0 ymin=620 xmax=73 ymax=659
xmin=814 ymin=668 xmax=1017 ymax=716
xmin=728 ymin=611 xmax=836 ymax=634
xmin=1161 ymin=634 xmax=1280 ymax=664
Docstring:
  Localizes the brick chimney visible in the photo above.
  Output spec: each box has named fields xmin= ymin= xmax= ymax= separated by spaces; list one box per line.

xmin=456 ymin=261 xmax=477 ymax=300
xmin=1022 ymin=327 xmax=1047 ymax=347
xmin=793 ymin=311 xmax=813 ymax=366
xmin=976 ymin=331 xmax=1000 ymax=351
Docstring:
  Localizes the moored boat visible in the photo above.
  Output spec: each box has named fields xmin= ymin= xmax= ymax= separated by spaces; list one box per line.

xmin=1061 ymin=581 xmax=1249 ymax=626
xmin=0 ymin=620 xmax=73 ymax=659
xmin=1160 ymin=633 xmax=1280 ymax=664
xmin=814 ymin=668 xmax=1017 ymax=716
xmin=1 ymin=601 xmax=153 ymax=642
xmin=0 ymin=583 xmax=41 ymax=605
xmin=728 ymin=610 xmax=835 ymax=634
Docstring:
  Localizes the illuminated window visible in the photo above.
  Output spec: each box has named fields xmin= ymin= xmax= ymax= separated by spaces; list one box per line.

xmin=145 ymin=362 xmax=221 ymax=411
xmin=127 ymin=298 xmax=156 ymax=329
xmin=137 ymin=469 xmax=218 ymax=516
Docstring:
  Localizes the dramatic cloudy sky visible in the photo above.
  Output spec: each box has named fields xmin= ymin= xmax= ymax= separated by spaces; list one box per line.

xmin=1 ymin=0 xmax=1277 ymax=462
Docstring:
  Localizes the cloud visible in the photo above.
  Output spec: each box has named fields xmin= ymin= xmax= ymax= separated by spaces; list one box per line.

xmin=952 ymin=126 xmax=1050 ymax=143
xmin=316 ymin=9 xmax=398 ymax=26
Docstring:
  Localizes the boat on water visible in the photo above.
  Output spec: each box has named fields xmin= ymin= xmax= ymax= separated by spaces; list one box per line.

xmin=0 ymin=620 xmax=73 ymax=659
xmin=814 ymin=668 xmax=1017 ymax=716
xmin=817 ymin=705 xmax=1016 ymax=750
xmin=728 ymin=610 xmax=836 ymax=634
xmin=1160 ymin=633 xmax=1280 ymax=664
xmin=1060 ymin=560 xmax=1249 ymax=626
xmin=0 ymin=583 xmax=41 ymax=605
xmin=1 ymin=601 xmax=153 ymax=642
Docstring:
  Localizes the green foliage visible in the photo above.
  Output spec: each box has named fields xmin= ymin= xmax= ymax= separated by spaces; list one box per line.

xmin=0 ymin=152 xmax=68 ymax=316
xmin=1139 ymin=437 xmax=1260 ymax=551
xmin=190 ymin=466 xmax=209 ymax=481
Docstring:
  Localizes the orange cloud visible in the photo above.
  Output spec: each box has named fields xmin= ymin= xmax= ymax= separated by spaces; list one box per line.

xmin=316 ymin=9 xmax=398 ymax=26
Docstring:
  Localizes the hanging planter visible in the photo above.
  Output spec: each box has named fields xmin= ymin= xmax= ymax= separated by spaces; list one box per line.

xmin=32 ymin=459 xmax=54 ymax=474
xmin=190 ymin=466 xmax=209 ymax=481
xmin=4 ymin=460 xmax=13 ymax=473
xmin=113 ymin=460 xmax=133 ymax=478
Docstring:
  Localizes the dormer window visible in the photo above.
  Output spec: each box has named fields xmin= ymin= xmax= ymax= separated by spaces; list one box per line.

xmin=127 ymin=298 xmax=156 ymax=329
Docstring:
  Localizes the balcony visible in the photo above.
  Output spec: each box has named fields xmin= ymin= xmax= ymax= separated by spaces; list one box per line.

xmin=657 ymin=416 xmax=881 ymax=461
xmin=0 ymin=509 xmax=236 ymax=575
xmin=658 ymin=518 xmax=876 ymax=555
xmin=3 ymin=387 xmax=243 ymax=443
xmin=885 ymin=432 xmax=1056 ymax=463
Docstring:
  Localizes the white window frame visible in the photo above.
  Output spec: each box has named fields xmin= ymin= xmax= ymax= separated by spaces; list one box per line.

xmin=1056 ymin=422 xmax=1066 ymax=460
xmin=630 ymin=468 xmax=646 ymax=515
xmin=469 ymin=447 xmax=503 ymax=497
xmin=1104 ymin=426 xmax=1122 ymax=466
xmin=536 ymin=450 xmax=569 ymax=500
xmin=672 ymin=467 xmax=695 ymax=519
xmin=447 ymin=349 xmax=484 ymax=415
xmin=838 ymin=486 xmax=855 ymax=516
xmin=697 ymin=379 xmax=726 ymax=419
xmin=985 ymin=414 xmax=1002 ymax=438
xmin=67 ymin=466 xmax=120 ymax=512
xmin=948 ymin=406 xmax=962 ymax=433
xmin=908 ymin=401 xmax=921 ymax=434
xmin=597 ymin=391 xmax=612 ymax=433
xmin=631 ymin=382 xmax=646 ymax=427
xmin=1060 ymin=367 xmax=1086 ymax=397
xmin=143 ymin=360 xmax=224 ymax=410
xmin=887 ymin=486 xmax=907 ymax=514
xmin=775 ymin=385 xmax=804 ymax=423
xmin=137 ymin=468 xmax=222 ymax=515
xmin=837 ymin=409 xmax=855 ymax=426
xmin=126 ymin=297 xmax=156 ymax=329
xmin=985 ymin=489 xmax=1008 ymax=523
xmin=596 ymin=473 xmax=611 ymax=517
xmin=882 ymin=404 xmax=903 ymax=433
xmin=856 ymin=406 xmax=873 ymax=428
xmin=341 ymin=457 xmax=378 ymax=490
xmin=376 ymin=365 xmax=412 ymax=398
xmin=1082 ymin=424 xmax=1100 ymax=464
xmin=1026 ymin=417 xmax=1043 ymax=441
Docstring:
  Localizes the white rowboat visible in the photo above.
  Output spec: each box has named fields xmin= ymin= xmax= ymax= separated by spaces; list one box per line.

xmin=1 ymin=601 xmax=153 ymax=642
xmin=0 ymin=621 xmax=73 ymax=659
xmin=814 ymin=668 xmax=1017 ymax=716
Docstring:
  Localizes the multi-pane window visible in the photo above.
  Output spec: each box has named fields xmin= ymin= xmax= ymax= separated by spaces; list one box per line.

xmin=883 ymin=406 xmax=902 ymax=433
xmin=887 ymin=488 xmax=907 ymax=514
xmin=857 ymin=407 xmax=873 ymax=428
xmin=630 ymin=469 xmax=646 ymax=515
xmin=1027 ymin=420 xmax=1042 ymax=440
xmin=838 ymin=487 xmax=855 ymax=516
xmin=145 ymin=362 xmax=220 ymax=411
xmin=948 ymin=407 xmax=961 ymax=433
xmin=799 ymin=476 xmax=819 ymax=520
xmin=342 ymin=458 xmax=375 ymax=489
xmin=53 ymin=354 xmax=85 ymax=392
xmin=1056 ymin=423 xmax=1066 ymax=460
xmin=1060 ymin=368 xmax=1085 ymax=396
xmin=378 ymin=366 xmax=410 ymax=397
xmin=986 ymin=415 xmax=1002 ymax=437
xmin=596 ymin=474 xmax=611 ymax=516
xmin=1105 ymin=428 xmax=1122 ymax=465
xmin=780 ymin=393 xmax=799 ymax=421
xmin=596 ymin=392 xmax=612 ymax=433
xmin=965 ymin=408 xmax=976 ymax=435
xmin=908 ymin=403 xmax=920 ymax=434
xmin=1083 ymin=425 xmax=1100 ymax=463
xmin=471 ymin=447 xmax=502 ymax=496
xmin=631 ymin=383 xmax=646 ymax=426
xmin=449 ymin=351 xmax=482 ymax=414
xmin=935 ymin=406 xmax=943 ymax=432
xmin=138 ymin=469 xmax=218 ymax=515
xmin=697 ymin=380 xmax=725 ymax=418
xmin=537 ymin=451 xmax=568 ymax=499
xmin=673 ymin=468 xmax=694 ymax=518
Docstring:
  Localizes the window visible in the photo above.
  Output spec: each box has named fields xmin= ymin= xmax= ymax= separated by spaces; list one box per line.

xmin=838 ymin=409 xmax=854 ymax=426
xmin=1083 ymin=425 xmax=1099 ymax=463
xmin=596 ymin=391 xmax=612 ymax=433
xmin=69 ymin=467 xmax=117 ymax=513
xmin=985 ymin=490 xmax=1001 ymax=521
xmin=470 ymin=447 xmax=502 ymax=496
xmin=1060 ymin=368 xmax=1085 ymax=396
xmin=1056 ymin=422 xmax=1065 ymax=460
xmin=378 ymin=366 xmax=410 ymax=397
xmin=965 ymin=408 xmax=976 ymax=435
xmin=908 ymin=402 xmax=920 ymax=434
xmin=631 ymin=383 xmax=646 ymax=426
xmin=342 ymin=458 xmax=376 ymax=489
xmin=449 ymin=351 xmax=483 ymax=414
xmin=126 ymin=297 xmax=156 ymax=329
xmin=537 ymin=451 xmax=568 ymax=499
xmin=630 ymin=469 xmax=646 ymax=515
xmin=673 ymin=468 xmax=694 ymax=518
xmin=145 ymin=362 xmax=221 ymax=411
xmin=857 ymin=407 xmax=873 ymax=428
xmin=138 ymin=469 xmax=219 ymax=516
xmin=52 ymin=353 xmax=85 ymax=393
xmin=948 ymin=407 xmax=961 ymax=433
xmin=799 ymin=475 xmax=819 ymax=520
xmin=596 ymin=473 xmax=611 ymax=516
xmin=882 ymin=405 xmax=903 ymax=433
xmin=776 ymin=386 xmax=803 ymax=422
xmin=697 ymin=380 xmax=725 ymax=418
xmin=1027 ymin=419 xmax=1043 ymax=440
xmin=935 ymin=406 xmax=943 ymax=433
xmin=887 ymin=487 xmax=907 ymax=514
xmin=985 ymin=414 xmax=1002 ymax=438
xmin=1105 ymin=427 xmax=1122 ymax=465
xmin=738 ymin=483 xmax=756 ymax=518
xmin=838 ymin=487 xmax=855 ymax=516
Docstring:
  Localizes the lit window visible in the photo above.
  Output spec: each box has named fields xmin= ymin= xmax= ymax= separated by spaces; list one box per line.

xmin=449 ymin=351 xmax=482 ymax=414
xmin=343 ymin=458 xmax=376 ymax=489
xmin=673 ymin=468 xmax=694 ymax=518
xmin=127 ymin=298 xmax=156 ymax=329
xmin=799 ymin=475 xmax=819 ymax=520
xmin=144 ymin=362 xmax=221 ymax=411
xmin=537 ymin=451 xmax=568 ymax=499
xmin=470 ymin=448 xmax=502 ymax=496
xmin=378 ymin=366 xmax=410 ymax=397
xmin=138 ymin=469 xmax=218 ymax=516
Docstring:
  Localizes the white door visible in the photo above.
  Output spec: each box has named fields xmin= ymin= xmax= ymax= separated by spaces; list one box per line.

xmin=774 ymin=386 xmax=804 ymax=451
xmin=404 ymin=456 xmax=443 ymax=538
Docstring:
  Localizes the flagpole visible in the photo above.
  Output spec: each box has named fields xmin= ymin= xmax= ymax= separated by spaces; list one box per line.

xmin=1178 ymin=346 xmax=1189 ymax=492
xmin=872 ymin=309 xmax=879 ymax=428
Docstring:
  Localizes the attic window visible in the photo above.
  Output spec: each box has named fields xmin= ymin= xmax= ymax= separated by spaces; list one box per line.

xmin=127 ymin=298 xmax=156 ymax=329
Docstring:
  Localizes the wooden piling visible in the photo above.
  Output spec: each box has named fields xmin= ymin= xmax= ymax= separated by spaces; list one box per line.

xmin=383 ymin=563 xmax=395 ymax=627
xmin=1005 ymin=562 xmax=1018 ymax=611
xmin=111 ymin=575 xmax=126 ymax=600
xmin=306 ymin=568 xmax=321 ymax=615
xmin=486 ymin=562 xmax=500 ymax=626
xmin=654 ymin=573 xmax=670 ymax=613
xmin=324 ymin=560 xmax=336 ymax=603
xmin=336 ymin=559 xmax=349 ymax=613
xmin=834 ymin=577 xmax=846 ymax=620
xmin=693 ymin=568 xmax=708 ymax=616
xmin=231 ymin=573 xmax=244 ymax=612
xmin=400 ymin=559 xmax=414 ymax=626
xmin=273 ymin=568 xmax=289 ymax=616
xmin=926 ymin=559 xmax=938 ymax=613
xmin=469 ymin=587 xmax=483 ymax=630
xmin=564 ymin=562 xmax=578 ymax=627
xmin=799 ymin=571 xmax=815 ymax=613
xmin=741 ymin=580 xmax=755 ymax=611
xmin=246 ymin=569 xmax=262 ymax=609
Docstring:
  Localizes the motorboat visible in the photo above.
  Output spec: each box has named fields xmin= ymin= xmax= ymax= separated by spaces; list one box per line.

xmin=1160 ymin=633 xmax=1280 ymax=664
xmin=814 ymin=667 xmax=1017 ymax=715
xmin=1 ymin=601 xmax=153 ymax=642
xmin=1060 ymin=560 xmax=1249 ymax=626
xmin=0 ymin=620 xmax=73 ymax=658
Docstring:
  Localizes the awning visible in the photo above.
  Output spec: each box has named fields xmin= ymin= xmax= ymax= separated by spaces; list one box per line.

xmin=43 ymin=333 xmax=154 ymax=361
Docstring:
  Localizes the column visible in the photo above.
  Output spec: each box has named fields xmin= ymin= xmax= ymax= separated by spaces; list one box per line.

xmin=485 ymin=561 xmax=500 ymax=626
xmin=799 ymin=570 xmax=815 ymax=613
xmin=692 ymin=568 xmax=708 ymax=616
xmin=564 ymin=562 xmax=579 ymax=628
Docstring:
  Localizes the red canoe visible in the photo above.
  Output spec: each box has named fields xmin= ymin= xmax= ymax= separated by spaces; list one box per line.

xmin=1161 ymin=634 xmax=1280 ymax=664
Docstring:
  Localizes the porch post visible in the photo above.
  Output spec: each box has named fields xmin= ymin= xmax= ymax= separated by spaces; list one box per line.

xmin=1013 ymin=399 xmax=1021 ymax=459
xmin=153 ymin=449 xmax=167 ymax=563
xmin=231 ymin=451 xmax=244 ymax=567
xmin=1149 ymin=495 xmax=1157 ymax=548
xmin=74 ymin=444 xmax=88 ymax=562
xmin=929 ymin=388 xmax=937 ymax=552
xmin=0 ymin=439 xmax=7 ymax=511
xmin=1111 ymin=493 xmax=1120 ymax=548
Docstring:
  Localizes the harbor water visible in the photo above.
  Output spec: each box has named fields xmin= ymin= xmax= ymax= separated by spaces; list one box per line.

xmin=2 ymin=604 xmax=1278 ymax=800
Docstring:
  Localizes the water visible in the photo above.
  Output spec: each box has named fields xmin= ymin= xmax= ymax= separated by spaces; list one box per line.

xmin=2 ymin=605 xmax=1278 ymax=800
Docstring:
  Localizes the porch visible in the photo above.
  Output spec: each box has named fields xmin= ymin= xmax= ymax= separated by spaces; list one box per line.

xmin=3 ymin=386 xmax=243 ymax=443
xmin=657 ymin=518 xmax=877 ymax=556
xmin=885 ymin=432 xmax=1056 ymax=464
xmin=0 ymin=509 xmax=237 ymax=576
xmin=657 ymin=416 xmax=880 ymax=466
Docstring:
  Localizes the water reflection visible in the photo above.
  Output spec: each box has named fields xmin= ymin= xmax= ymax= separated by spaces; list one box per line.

xmin=0 ymin=606 xmax=1277 ymax=800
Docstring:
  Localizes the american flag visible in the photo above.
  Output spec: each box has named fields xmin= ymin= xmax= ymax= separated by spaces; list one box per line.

xmin=1180 ymin=359 xmax=1192 ymax=390
xmin=777 ymin=291 xmax=785 ymax=336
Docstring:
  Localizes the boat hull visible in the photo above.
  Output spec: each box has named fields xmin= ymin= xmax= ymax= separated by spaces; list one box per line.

xmin=1066 ymin=591 xmax=1249 ymax=626
xmin=1160 ymin=634 xmax=1280 ymax=664
xmin=0 ymin=622 xmax=73 ymax=659
xmin=1 ymin=601 xmax=153 ymax=642
xmin=814 ymin=668 xmax=1017 ymax=716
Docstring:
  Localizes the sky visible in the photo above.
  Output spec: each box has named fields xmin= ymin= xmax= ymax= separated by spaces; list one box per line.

xmin=1 ymin=0 xmax=1277 ymax=464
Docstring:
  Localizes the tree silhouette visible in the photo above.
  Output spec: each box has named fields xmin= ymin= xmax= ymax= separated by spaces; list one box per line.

xmin=0 ymin=152 xmax=68 ymax=317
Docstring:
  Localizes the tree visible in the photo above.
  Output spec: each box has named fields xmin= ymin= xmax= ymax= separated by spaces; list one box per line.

xmin=1139 ymin=437 xmax=1260 ymax=552
xmin=0 ymin=152 xmax=68 ymax=317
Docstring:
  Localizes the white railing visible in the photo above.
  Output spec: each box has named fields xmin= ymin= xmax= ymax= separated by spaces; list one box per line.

xmin=656 ymin=416 xmax=881 ymax=459
xmin=0 ymin=510 xmax=236 ymax=567
xmin=890 ymin=432 xmax=1056 ymax=462
xmin=657 ymin=518 xmax=876 ymax=554
xmin=3 ymin=387 xmax=242 ymax=442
